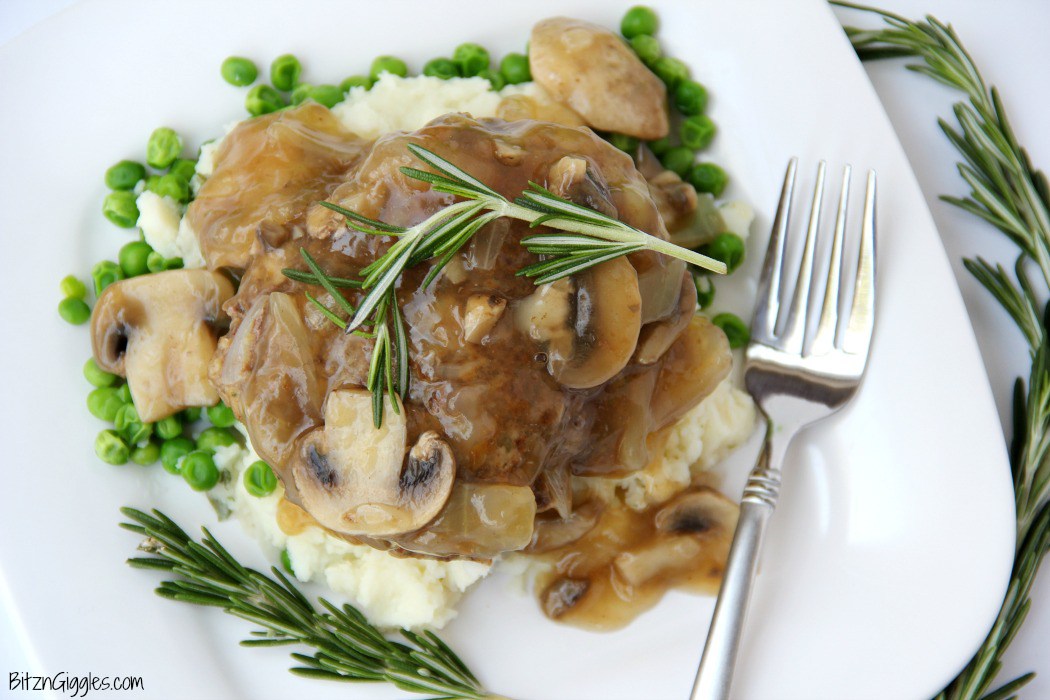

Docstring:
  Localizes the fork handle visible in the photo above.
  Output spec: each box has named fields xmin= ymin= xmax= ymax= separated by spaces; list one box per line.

xmin=690 ymin=428 xmax=784 ymax=700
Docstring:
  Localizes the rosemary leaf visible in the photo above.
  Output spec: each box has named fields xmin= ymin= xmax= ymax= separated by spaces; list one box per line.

xmin=120 ymin=508 xmax=492 ymax=699
xmin=838 ymin=5 xmax=1050 ymax=698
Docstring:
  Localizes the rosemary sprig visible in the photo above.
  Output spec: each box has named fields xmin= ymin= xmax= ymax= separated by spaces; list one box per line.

xmin=838 ymin=5 xmax=1050 ymax=699
xmin=329 ymin=144 xmax=724 ymax=338
xmin=290 ymin=143 xmax=726 ymax=426
xmin=120 ymin=507 xmax=495 ymax=699
xmin=284 ymin=248 xmax=406 ymax=427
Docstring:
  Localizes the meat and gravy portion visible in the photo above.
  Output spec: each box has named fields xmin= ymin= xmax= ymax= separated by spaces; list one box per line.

xmin=92 ymin=18 xmax=746 ymax=629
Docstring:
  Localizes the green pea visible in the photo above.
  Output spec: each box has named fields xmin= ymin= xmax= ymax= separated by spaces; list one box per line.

xmin=182 ymin=450 xmax=220 ymax=491
xmin=688 ymin=163 xmax=728 ymax=196
xmin=182 ymin=407 xmax=203 ymax=423
xmin=280 ymin=548 xmax=294 ymax=575
xmin=269 ymin=54 xmax=302 ymax=91
xmin=115 ymin=383 xmax=132 ymax=404
xmin=621 ymin=5 xmax=659 ymax=38
xmin=699 ymin=233 xmax=746 ymax=272
xmin=647 ymin=136 xmax=671 ymax=157
xmin=499 ymin=52 xmax=531 ymax=84
xmin=115 ymin=403 xmax=153 ymax=445
xmin=339 ymin=75 xmax=372 ymax=92
xmin=87 ymin=387 xmax=126 ymax=422
xmin=118 ymin=240 xmax=154 ymax=278
xmin=423 ymin=58 xmax=460 ymax=80
xmin=694 ymin=274 xmax=715 ymax=310
xmin=370 ymin=55 xmax=408 ymax=81
xmin=155 ymin=414 xmax=183 ymax=440
xmin=102 ymin=191 xmax=139 ymax=228
xmin=206 ymin=402 xmax=236 ymax=428
xmin=105 ymin=160 xmax=146 ymax=191
xmin=477 ymin=69 xmax=505 ymax=91
xmin=290 ymin=83 xmax=313 ymax=105
xmin=307 ymin=84 xmax=344 ymax=108
xmin=83 ymin=358 xmax=117 ymax=388
xmin=91 ymin=260 xmax=124 ymax=296
xmin=452 ymin=43 xmax=489 ymax=77
xmin=146 ymin=127 xmax=182 ymax=169
xmin=712 ymin=312 xmax=749 ymax=349
xmin=168 ymin=158 xmax=197 ymax=182
xmin=674 ymin=80 xmax=708 ymax=116
xmin=146 ymin=173 xmax=190 ymax=202
xmin=680 ymin=114 xmax=716 ymax=150
xmin=95 ymin=430 xmax=130 ymax=465
xmin=160 ymin=436 xmax=195 ymax=475
xmin=608 ymin=133 xmax=639 ymax=154
xmin=60 ymin=274 xmax=88 ymax=300
xmin=660 ymin=146 xmax=695 ymax=176
xmin=221 ymin=56 xmax=258 ymax=86
xmin=146 ymin=251 xmax=173 ymax=273
xmin=246 ymin=84 xmax=286 ymax=116
xmin=652 ymin=56 xmax=689 ymax=89
xmin=58 ymin=297 xmax=91 ymax=325
xmin=130 ymin=440 xmax=161 ymax=466
xmin=197 ymin=426 xmax=237 ymax=451
xmin=630 ymin=35 xmax=661 ymax=66
xmin=244 ymin=460 xmax=278 ymax=497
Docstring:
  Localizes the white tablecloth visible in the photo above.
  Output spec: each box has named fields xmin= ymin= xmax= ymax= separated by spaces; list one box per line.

xmin=1 ymin=0 xmax=1046 ymax=696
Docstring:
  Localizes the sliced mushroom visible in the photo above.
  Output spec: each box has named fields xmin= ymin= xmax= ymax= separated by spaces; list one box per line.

xmin=514 ymin=257 xmax=642 ymax=389
xmin=91 ymin=269 xmax=234 ymax=422
xmin=291 ymin=390 xmax=455 ymax=537
xmin=530 ymin=17 xmax=669 ymax=139
xmin=635 ymin=273 xmax=698 ymax=365
xmin=541 ymin=577 xmax=591 ymax=620
xmin=462 ymin=294 xmax=506 ymax=344
xmin=653 ymin=488 xmax=739 ymax=537
xmin=613 ymin=488 xmax=738 ymax=587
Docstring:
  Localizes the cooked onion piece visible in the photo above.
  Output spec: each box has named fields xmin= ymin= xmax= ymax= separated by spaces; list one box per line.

xmin=91 ymin=269 xmax=233 ymax=422
xmin=212 ymin=292 xmax=324 ymax=471
xmin=188 ymin=104 xmax=366 ymax=270
xmin=635 ymin=273 xmax=698 ymax=365
xmin=393 ymin=483 xmax=537 ymax=559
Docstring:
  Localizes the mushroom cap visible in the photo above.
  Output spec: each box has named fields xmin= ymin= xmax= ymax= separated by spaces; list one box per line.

xmin=90 ymin=269 xmax=234 ymax=422
xmin=515 ymin=257 xmax=643 ymax=390
xmin=291 ymin=389 xmax=456 ymax=537
xmin=530 ymin=17 xmax=669 ymax=140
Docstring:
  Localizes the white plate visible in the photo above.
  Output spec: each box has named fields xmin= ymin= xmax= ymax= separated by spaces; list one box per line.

xmin=0 ymin=1 xmax=1016 ymax=698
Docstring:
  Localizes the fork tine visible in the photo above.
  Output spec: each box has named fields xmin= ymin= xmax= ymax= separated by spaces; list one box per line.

xmin=843 ymin=171 xmax=877 ymax=354
xmin=751 ymin=158 xmax=797 ymax=344
xmin=779 ymin=161 xmax=826 ymax=354
xmin=810 ymin=165 xmax=851 ymax=355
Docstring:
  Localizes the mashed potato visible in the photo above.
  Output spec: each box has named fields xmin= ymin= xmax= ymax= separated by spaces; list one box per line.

xmin=164 ymin=75 xmax=756 ymax=629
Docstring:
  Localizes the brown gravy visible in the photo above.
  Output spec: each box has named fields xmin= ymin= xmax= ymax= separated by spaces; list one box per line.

xmin=191 ymin=104 xmax=740 ymax=628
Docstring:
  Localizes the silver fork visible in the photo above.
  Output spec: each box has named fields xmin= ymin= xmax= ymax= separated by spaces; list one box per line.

xmin=690 ymin=159 xmax=877 ymax=700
